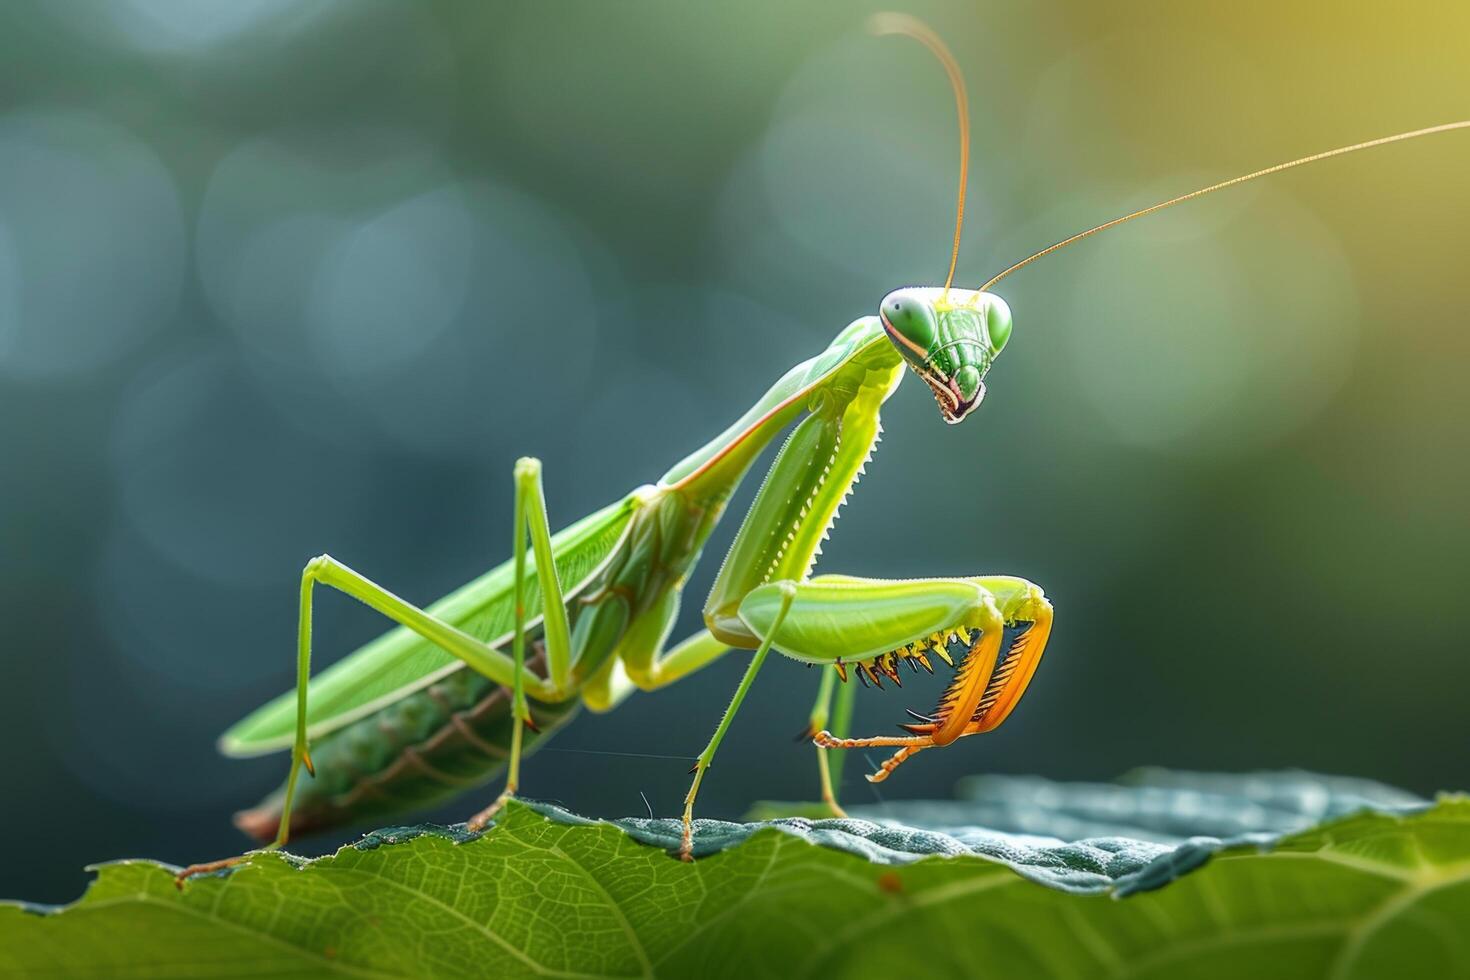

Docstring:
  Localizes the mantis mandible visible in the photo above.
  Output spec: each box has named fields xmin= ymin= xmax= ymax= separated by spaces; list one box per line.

xmin=181 ymin=15 xmax=1470 ymax=875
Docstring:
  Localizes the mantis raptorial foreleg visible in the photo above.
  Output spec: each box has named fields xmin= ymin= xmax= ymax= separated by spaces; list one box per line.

xmin=747 ymin=573 xmax=1051 ymax=778
xmin=677 ymin=572 xmax=1052 ymax=858
xmin=812 ymin=597 xmax=1054 ymax=781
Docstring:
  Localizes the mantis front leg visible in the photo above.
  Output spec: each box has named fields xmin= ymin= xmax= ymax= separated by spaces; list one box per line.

xmin=677 ymin=572 xmax=1052 ymax=858
xmin=746 ymin=574 xmax=1054 ymax=782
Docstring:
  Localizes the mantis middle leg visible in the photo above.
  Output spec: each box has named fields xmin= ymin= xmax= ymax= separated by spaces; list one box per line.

xmin=583 ymin=593 xmax=850 ymax=813
xmin=675 ymin=373 xmax=892 ymax=856
xmin=464 ymin=456 xmax=579 ymax=827
xmin=803 ymin=666 xmax=855 ymax=816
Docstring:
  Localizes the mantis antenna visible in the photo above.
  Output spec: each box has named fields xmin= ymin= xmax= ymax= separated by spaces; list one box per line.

xmin=870 ymin=12 xmax=969 ymax=296
xmin=979 ymin=119 xmax=1470 ymax=292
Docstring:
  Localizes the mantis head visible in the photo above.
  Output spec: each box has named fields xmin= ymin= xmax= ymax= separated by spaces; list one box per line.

xmin=868 ymin=17 xmax=1011 ymax=424
xmin=872 ymin=13 xmax=1470 ymax=427
xmin=879 ymin=287 xmax=1012 ymax=424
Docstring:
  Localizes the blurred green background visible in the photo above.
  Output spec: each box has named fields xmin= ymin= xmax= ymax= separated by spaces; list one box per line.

xmin=2 ymin=0 xmax=1468 ymax=905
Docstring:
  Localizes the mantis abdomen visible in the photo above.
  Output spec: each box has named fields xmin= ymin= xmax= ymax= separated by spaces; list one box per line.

xmin=229 ymin=487 xmax=723 ymax=839
xmin=235 ymin=649 xmax=579 ymax=841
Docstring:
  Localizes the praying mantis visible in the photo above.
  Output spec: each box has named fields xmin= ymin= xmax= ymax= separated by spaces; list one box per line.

xmin=181 ymin=15 xmax=1470 ymax=877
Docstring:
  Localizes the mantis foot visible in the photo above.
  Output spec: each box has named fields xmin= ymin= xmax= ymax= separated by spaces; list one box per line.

xmin=466 ymin=788 xmax=514 ymax=832
xmin=678 ymin=818 xmax=694 ymax=862
xmin=173 ymin=854 xmax=252 ymax=890
xmin=812 ymin=729 xmax=934 ymax=783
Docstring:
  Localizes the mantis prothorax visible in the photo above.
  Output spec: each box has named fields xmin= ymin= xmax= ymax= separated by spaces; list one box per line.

xmin=180 ymin=15 xmax=1470 ymax=876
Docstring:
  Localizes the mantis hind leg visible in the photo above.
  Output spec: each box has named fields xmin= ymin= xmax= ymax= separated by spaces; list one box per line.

xmin=183 ymin=456 xmax=578 ymax=887
xmin=174 ymin=551 xmax=553 ymax=886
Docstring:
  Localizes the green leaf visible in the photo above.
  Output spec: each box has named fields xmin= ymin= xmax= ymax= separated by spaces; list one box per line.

xmin=4 ymin=773 xmax=1469 ymax=979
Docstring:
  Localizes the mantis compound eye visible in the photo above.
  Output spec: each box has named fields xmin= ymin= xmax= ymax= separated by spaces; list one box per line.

xmin=880 ymin=290 xmax=937 ymax=355
xmin=985 ymin=294 xmax=1013 ymax=353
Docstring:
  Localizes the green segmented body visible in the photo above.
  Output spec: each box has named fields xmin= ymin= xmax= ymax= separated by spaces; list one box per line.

xmin=235 ymin=649 xmax=580 ymax=838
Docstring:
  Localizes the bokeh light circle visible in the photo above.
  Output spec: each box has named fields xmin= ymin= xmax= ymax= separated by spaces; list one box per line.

xmin=304 ymin=185 xmax=475 ymax=379
xmin=197 ymin=134 xmax=608 ymax=457
xmin=108 ymin=346 xmax=378 ymax=589
xmin=44 ymin=0 xmax=344 ymax=55
xmin=756 ymin=38 xmax=964 ymax=285
xmin=1061 ymin=184 xmax=1359 ymax=457
xmin=0 ymin=110 xmax=185 ymax=380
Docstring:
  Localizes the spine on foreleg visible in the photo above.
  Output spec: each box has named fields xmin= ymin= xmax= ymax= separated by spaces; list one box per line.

xmin=234 ymin=653 xmax=579 ymax=841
